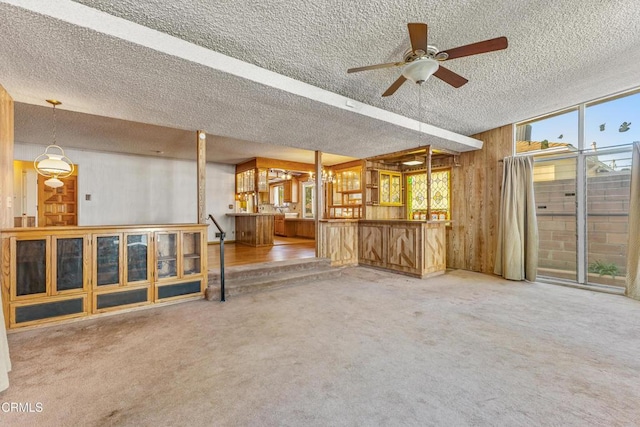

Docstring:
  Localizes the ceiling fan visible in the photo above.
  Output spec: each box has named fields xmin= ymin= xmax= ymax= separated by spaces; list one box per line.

xmin=347 ymin=23 xmax=508 ymax=97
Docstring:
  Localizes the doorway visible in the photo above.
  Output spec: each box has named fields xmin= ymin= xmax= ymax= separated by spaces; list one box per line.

xmin=13 ymin=160 xmax=78 ymax=227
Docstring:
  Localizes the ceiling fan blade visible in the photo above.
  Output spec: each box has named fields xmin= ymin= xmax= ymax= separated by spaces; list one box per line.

xmin=382 ymin=75 xmax=408 ymax=97
xmin=408 ymin=23 xmax=428 ymax=55
xmin=347 ymin=61 xmax=406 ymax=74
xmin=440 ymin=36 xmax=508 ymax=60
xmin=433 ymin=65 xmax=468 ymax=88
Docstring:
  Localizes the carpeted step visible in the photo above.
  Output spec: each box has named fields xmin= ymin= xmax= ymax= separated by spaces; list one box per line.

xmin=208 ymin=258 xmax=331 ymax=284
xmin=206 ymin=258 xmax=345 ymax=300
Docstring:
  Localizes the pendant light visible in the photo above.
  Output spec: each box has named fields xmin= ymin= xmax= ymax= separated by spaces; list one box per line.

xmin=34 ymin=100 xmax=74 ymax=188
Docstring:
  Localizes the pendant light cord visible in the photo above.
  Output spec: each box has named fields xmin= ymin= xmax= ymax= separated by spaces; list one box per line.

xmin=52 ymin=103 xmax=57 ymax=145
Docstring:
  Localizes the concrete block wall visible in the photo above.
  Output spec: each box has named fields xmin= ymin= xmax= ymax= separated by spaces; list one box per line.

xmin=534 ymin=172 xmax=631 ymax=280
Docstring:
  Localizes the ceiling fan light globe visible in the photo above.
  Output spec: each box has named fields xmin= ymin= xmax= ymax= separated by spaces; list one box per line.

xmin=402 ymin=58 xmax=439 ymax=84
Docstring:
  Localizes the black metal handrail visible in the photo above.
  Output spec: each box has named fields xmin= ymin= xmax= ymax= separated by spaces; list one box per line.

xmin=208 ymin=214 xmax=226 ymax=302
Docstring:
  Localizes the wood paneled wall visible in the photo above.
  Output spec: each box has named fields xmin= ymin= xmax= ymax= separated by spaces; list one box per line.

xmin=448 ymin=125 xmax=513 ymax=273
xmin=0 ymin=85 xmax=14 ymax=229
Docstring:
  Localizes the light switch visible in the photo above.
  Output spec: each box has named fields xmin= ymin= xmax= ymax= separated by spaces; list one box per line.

xmin=228 ymin=204 xmax=234 ymax=209
xmin=85 ymin=194 xmax=91 ymax=201
xmin=6 ymin=196 xmax=12 ymax=208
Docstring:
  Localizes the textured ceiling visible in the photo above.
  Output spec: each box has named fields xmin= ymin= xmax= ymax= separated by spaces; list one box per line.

xmin=14 ymin=103 xmax=356 ymax=165
xmin=3 ymin=0 xmax=640 ymax=164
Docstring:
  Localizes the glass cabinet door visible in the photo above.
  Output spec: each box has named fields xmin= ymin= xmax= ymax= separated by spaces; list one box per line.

xmin=96 ymin=235 xmax=121 ymax=286
xmin=55 ymin=237 xmax=85 ymax=292
xmin=379 ymin=171 xmax=403 ymax=206
xmin=15 ymin=239 xmax=48 ymax=297
xmin=126 ymin=234 xmax=149 ymax=283
xmin=156 ymin=232 xmax=178 ymax=279
xmin=182 ymin=232 xmax=201 ymax=276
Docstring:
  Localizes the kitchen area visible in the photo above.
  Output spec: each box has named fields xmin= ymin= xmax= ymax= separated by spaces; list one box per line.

xmin=225 ymin=147 xmax=453 ymax=278
xmin=227 ymin=157 xmax=365 ymax=247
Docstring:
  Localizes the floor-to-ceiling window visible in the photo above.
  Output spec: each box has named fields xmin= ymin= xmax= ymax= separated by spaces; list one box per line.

xmin=516 ymin=88 xmax=638 ymax=289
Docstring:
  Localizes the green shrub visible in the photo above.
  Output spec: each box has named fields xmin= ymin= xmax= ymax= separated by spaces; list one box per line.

xmin=588 ymin=260 xmax=619 ymax=279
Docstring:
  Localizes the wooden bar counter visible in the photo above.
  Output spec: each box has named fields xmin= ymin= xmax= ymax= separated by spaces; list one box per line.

xmin=226 ymin=213 xmax=275 ymax=247
xmin=358 ymin=219 xmax=446 ymax=278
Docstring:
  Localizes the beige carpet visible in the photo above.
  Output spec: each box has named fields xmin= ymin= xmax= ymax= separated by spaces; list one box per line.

xmin=2 ymin=268 xmax=640 ymax=426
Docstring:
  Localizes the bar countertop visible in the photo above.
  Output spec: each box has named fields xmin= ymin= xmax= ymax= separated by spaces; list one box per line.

xmin=226 ymin=212 xmax=278 ymax=216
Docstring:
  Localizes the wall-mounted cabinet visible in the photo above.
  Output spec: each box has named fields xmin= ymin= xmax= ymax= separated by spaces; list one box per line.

xmin=379 ymin=170 xmax=403 ymax=206
xmin=257 ymin=169 xmax=268 ymax=193
xmin=236 ymin=169 xmax=255 ymax=193
xmin=1 ymin=224 xmax=206 ymax=329
xmin=283 ymin=178 xmax=298 ymax=203
xmin=329 ymin=165 xmax=363 ymax=219
xmin=334 ymin=168 xmax=361 ymax=192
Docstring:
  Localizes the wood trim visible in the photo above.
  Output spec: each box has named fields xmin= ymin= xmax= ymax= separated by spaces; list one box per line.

xmin=0 ymin=85 xmax=14 ymax=229
xmin=235 ymin=158 xmax=257 ymax=174
xmin=255 ymin=157 xmax=314 ymax=172
xmin=1 ymin=237 xmax=10 ymax=328
xmin=365 ymin=145 xmax=432 ymax=162
xmin=327 ymin=159 xmax=366 ymax=171
xmin=197 ymin=131 xmax=207 ymax=224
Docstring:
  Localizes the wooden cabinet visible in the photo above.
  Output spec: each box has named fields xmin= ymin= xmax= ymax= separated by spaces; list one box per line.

xmin=154 ymin=230 xmax=205 ymax=302
xmin=329 ymin=166 xmax=363 ymax=219
xmin=93 ymin=231 xmax=152 ymax=314
xmin=334 ymin=167 xmax=361 ymax=192
xmin=358 ymin=220 xmax=445 ymax=278
xmin=283 ymin=179 xmax=298 ymax=203
xmin=0 ymin=224 xmax=206 ymax=329
xmin=236 ymin=169 xmax=255 ymax=193
xmin=274 ymin=215 xmax=286 ymax=236
xmin=257 ymin=169 xmax=268 ymax=192
xmin=6 ymin=233 xmax=91 ymax=327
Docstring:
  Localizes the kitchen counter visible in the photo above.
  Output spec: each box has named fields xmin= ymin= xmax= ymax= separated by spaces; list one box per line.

xmin=226 ymin=213 xmax=274 ymax=246
xmin=226 ymin=212 xmax=278 ymax=216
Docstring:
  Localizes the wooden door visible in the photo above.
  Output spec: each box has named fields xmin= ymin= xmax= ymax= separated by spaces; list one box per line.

xmin=38 ymin=175 xmax=77 ymax=226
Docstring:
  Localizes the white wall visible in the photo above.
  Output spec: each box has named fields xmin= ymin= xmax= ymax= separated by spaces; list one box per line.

xmin=12 ymin=161 xmax=37 ymax=217
xmin=14 ymin=142 xmax=236 ymax=242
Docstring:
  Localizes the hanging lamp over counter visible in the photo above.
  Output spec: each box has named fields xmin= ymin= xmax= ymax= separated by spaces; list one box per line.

xmin=34 ymin=99 xmax=74 ymax=188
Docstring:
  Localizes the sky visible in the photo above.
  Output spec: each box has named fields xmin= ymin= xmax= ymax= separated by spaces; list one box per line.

xmin=523 ymin=91 xmax=639 ymax=169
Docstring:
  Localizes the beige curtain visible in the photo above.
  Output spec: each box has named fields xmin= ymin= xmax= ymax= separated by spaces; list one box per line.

xmin=0 ymin=289 xmax=10 ymax=392
xmin=626 ymin=142 xmax=640 ymax=300
xmin=494 ymin=156 xmax=538 ymax=281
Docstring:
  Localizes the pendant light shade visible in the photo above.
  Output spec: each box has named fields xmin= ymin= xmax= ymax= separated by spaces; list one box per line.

xmin=34 ymin=100 xmax=74 ymax=188
xmin=35 ymin=146 xmax=73 ymax=175
xmin=44 ymin=177 xmax=64 ymax=189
